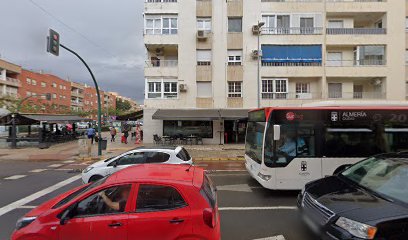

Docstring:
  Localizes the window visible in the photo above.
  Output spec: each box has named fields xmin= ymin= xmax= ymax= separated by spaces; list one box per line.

xmin=328 ymin=83 xmax=342 ymax=99
xmin=261 ymin=79 xmax=288 ymax=99
xmin=145 ymin=15 xmax=178 ymax=35
xmin=196 ymin=82 xmax=212 ymax=98
xmin=52 ymin=93 xmax=57 ymax=99
xmin=163 ymin=82 xmax=177 ymax=99
xmin=357 ymin=46 xmax=385 ymax=66
xmin=111 ymin=152 xmax=145 ymax=166
xmin=228 ymin=50 xmax=242 ymax=65
xmin=327 ymin=52 xmax=343 ymax=67
xmin=176 ymin=148 xmax=191 ymax=162
xmin=41 ymin=82 xmax=46 ymax=88
xmin=26 ymin=91 xmax=31 ymax=97
xmin=228 ymin=81 xmax=242 ymax=98
xmin=73 ymin=185 xmax=131 ymax=216
xmin=328 ymin=20 xmax=344 ymax=29
xmin=146 ymin=79 xmax=178 ymax=99
xmin=228 ymin=18 xmax=242 ymax=32
xmin=353 ymin=85 xmax=363 ymax=99
xmin=164 ymin=120 xmax=213 ymax=138
xmin=197 ymin=50 xmax=212 ymax=65
xmin=145 ymin=152 xmax=171 ymax=163
xmin=52 ymin=83 xmax=57 ymax=88
xmin=300 ymin=17 xmax=314 ymax=34
xmin=136 ymin=185 xmax=187 ymax=212
xmin=31 ymin=79 xmax=37 ymax=86
xmin=295 ymin=83 xmax=311 ymax=99
xmin=197 ymin=18 xmax=211 ymax=32
xmin=162 ymin=17 xmax=178 ymax=34
xmin=59 ymin=85 xmax=63 ymax=90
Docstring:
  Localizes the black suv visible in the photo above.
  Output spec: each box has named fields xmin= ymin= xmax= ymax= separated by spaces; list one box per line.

xmin=298 ymin=153 xmax=408 ymax=240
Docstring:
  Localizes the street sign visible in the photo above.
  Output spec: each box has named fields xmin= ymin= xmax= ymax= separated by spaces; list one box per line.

xmin=47 ymin=29 xmax=60 ymax=56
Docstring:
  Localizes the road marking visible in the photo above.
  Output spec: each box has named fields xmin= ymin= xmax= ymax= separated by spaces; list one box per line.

xmin=29 ymin=169 xmax=47 ymax=173
xmin=219 ymin=206 xmax=297 ymax=211
xmin=63 ymin=160 xmax=75 ymax=164
xmin=18 ymin=205 xmax=37 ymax=209
xmin=217 ymin=184 xmax=263 ymax=193
xmin=51 ymin=168 xmax=74 ymax=171
xmin=48 ymin=164 xmax=63 ymax=168
xmin=4 ymin=175 xmax=27 ymax=180
xmin=0 ymin=175 xmax=81 ymax=217
xmin=253 ymin=235 xmax=286 ymax=240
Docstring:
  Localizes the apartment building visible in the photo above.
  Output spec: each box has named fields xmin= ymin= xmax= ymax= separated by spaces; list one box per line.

xmin=143 ymin=0 xmax=406 ymax=144
xmin=18 ymin=70 xmax=72 ymax=113
xmin=0 ymin=59 xmax=21 ymax=99
xmin=70 ymin=82 xmax=85 ymax=112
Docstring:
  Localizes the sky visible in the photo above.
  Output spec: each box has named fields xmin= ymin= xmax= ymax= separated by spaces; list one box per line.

xmin=0 ymin=0 xmax=145 ymax=102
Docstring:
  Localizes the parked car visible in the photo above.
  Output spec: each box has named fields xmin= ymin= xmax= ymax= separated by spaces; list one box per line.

xmin=82 ymin=146 xmax=193 ymax=183
xmin=298 ymin=153 xmax=408 ymax=240
xmin=12 ymin=164 xmax=220 ymax=240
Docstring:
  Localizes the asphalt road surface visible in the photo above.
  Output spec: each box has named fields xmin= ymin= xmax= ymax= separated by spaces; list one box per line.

xmin=0 ymin=160 xmax=315 ymax=240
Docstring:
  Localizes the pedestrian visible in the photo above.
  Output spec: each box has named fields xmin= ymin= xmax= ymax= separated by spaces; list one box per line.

xmin=110 ymin=127 xmax=117 ymax=142
xmin=86 ymin=126 xmax=96 ymax=144
xmin=123 ymin=130 xmax=129 ymax=144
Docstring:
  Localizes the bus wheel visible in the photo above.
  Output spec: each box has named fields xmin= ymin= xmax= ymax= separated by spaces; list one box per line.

xmin=333 ymin=165 xmax=351 ymax=175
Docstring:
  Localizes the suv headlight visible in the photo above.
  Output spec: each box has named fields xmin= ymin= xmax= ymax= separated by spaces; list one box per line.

xmin=16 ymin=216 xmax=37 ymax=230
xmin=83 ymin=166 xmax=94 ymax=173
xmin=335 ymin=217 xmax=377 ymax=239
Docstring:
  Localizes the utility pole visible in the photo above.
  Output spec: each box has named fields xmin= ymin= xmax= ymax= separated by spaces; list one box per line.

xmin=47 ymin=29 xmax=102 ymax=156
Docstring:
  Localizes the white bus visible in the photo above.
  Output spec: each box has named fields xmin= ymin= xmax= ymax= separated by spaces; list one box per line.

xmin=245 ymin=106 xmax=408 ymax=190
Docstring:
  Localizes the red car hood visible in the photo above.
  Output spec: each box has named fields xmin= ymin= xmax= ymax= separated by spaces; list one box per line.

xmin=25 ymin=185 xmax=84 ymax=217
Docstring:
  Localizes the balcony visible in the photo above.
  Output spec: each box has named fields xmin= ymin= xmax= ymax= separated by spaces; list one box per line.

xmin=263 ymin=27 xmax=323 ymax=35
xmin=145 ymin=60 xmax=178 ymax=77
xmin=325 ymin=60 xmax=386 ymax=77
xmin=328 ymin=92 xmax=385 ymax=100
xmin=71 ymin=100 xmax=84 ymax=106
xmin=0 ymin=77 xmax=21 ymax=87
xmin=261 ymin=92 xmax=322 ymax=100
xmin=260 ymin=0 xmax=323 ymax=12
xmin=327 ymin=28 xmax=386 ymax=35
xmin=71 ymin=90 xmax=84 ymax=98
xmin=144 ymin=34 xmax=179 ymax=46
xmin=144 ymin=0 xmax=178 ymax=14
xmin=326 ymin=0 xmax=387 ymax=13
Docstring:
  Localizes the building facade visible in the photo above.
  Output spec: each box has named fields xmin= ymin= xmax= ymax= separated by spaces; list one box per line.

xmin=0 ymin=59 xmax=21 ymax=99
xmin=143 ymin=0 xmax=407 ymax=144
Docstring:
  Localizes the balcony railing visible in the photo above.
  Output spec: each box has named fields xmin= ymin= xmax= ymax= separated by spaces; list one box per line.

xmin=262 ymin=61 xmax=322 ymax=67
xmin=262 ymin=92 xmax=322 ymax=100
xmin=327 ymin=28 xmax=386 ymax=35
xmin=326 ymin=59 xmax=386 ymax=67
xmin=145 ymin=60 xmax=178 ymax=67
xmin=145 ymin=0 xmax=177 ymax=3
xmin=4 ymin=77 xmax=21 ymax=85
xmin=262 ymin=27 xmax=323 ymax=35
xmin=328 ymin=92 xmax=385 ymax=99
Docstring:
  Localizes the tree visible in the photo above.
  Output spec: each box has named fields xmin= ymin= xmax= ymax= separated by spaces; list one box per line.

xmin=116 ymin=99 xmax=132 ymax=112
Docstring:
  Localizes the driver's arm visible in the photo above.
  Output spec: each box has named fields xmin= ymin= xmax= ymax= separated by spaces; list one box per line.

xmin=99 ymin=192 xmax=120 ymax=211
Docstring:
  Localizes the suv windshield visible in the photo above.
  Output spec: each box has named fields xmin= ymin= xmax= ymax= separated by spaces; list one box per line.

xmin=341 ymin=156 xmax=408 ymax=204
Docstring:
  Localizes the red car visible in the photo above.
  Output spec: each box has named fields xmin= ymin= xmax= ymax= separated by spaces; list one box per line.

xmin=12 ymin=164 xmax=220 ymax=240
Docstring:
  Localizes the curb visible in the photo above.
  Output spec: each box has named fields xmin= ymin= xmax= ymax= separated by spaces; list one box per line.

xmin=194 ymin=157 xmax=245 ymax=161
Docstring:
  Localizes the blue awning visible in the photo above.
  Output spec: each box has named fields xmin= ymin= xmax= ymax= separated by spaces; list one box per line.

xmin=262 ymin=45 xmax=322 ymax=63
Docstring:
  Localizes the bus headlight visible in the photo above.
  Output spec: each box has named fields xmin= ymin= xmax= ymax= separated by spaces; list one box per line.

xmin=335 ymin=217 xmax=377 ymax=239
xmin=257 ymin=172 xmax=272 ymax=181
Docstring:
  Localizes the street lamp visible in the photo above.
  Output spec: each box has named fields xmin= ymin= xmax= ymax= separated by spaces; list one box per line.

xmin=257 ymin=21 xmax=265 ymax=108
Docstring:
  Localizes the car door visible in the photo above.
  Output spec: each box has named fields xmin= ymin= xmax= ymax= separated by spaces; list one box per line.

xmin=59 ymin=184 xmax=133 ymax=240
xmin=128 ymin=184 xmax=192 ymax=240
xmin=106 ymin=152 xmax=146 ymax=175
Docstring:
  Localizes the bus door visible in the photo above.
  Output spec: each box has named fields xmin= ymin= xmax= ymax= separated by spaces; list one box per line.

xmin=272 ymin=123 xmax=323 ymax=189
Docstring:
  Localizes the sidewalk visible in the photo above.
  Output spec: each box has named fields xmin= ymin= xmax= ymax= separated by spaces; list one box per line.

xmin=0 ymin=133 xmax=246 ymax=162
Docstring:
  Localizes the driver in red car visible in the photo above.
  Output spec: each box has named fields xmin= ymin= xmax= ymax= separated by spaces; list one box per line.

xmin=99 ymin=186 xmax=131 ymax=212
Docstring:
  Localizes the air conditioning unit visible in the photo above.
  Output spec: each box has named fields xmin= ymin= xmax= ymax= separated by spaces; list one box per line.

xmin=251 ymin=50 xmax=262 ymax=59
xmin=252 ymin=25 xmax=260 ymax=35
xmin=197 ymin=30 xmax=208 ymax=40
xmin=155 ymin=48 xmax=164 ymax=56
xmin=179 ymin=84 xmax=187 ymax=92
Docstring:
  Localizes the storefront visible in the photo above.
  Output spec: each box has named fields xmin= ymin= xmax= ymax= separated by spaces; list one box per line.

xmin=143 ymin=108 xmax=248 ymax=145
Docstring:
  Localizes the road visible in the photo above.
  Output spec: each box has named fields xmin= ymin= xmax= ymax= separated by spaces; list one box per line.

xmin=0 ymin=159 xmax=315 ymax=240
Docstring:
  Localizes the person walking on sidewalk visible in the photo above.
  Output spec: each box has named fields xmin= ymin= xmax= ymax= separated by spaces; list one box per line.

xmin=123 ymin=130 xmax=129 ymax=144
xmin=87 ymin=126 xmax=96 ymax=144
xmin=110 ymin=127 xmax=117 ymax=142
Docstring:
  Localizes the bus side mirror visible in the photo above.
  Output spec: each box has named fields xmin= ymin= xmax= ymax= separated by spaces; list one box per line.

xmin=273 ymin=125 xmax=281 ymax=141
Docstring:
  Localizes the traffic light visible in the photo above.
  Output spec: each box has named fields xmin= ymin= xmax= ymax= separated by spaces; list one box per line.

xmin=47 ymin=29 xmax=60 ymax=56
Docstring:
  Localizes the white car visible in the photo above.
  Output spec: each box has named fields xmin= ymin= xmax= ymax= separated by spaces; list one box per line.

xmin=81 ymin=146 xmax=192 ymax=183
